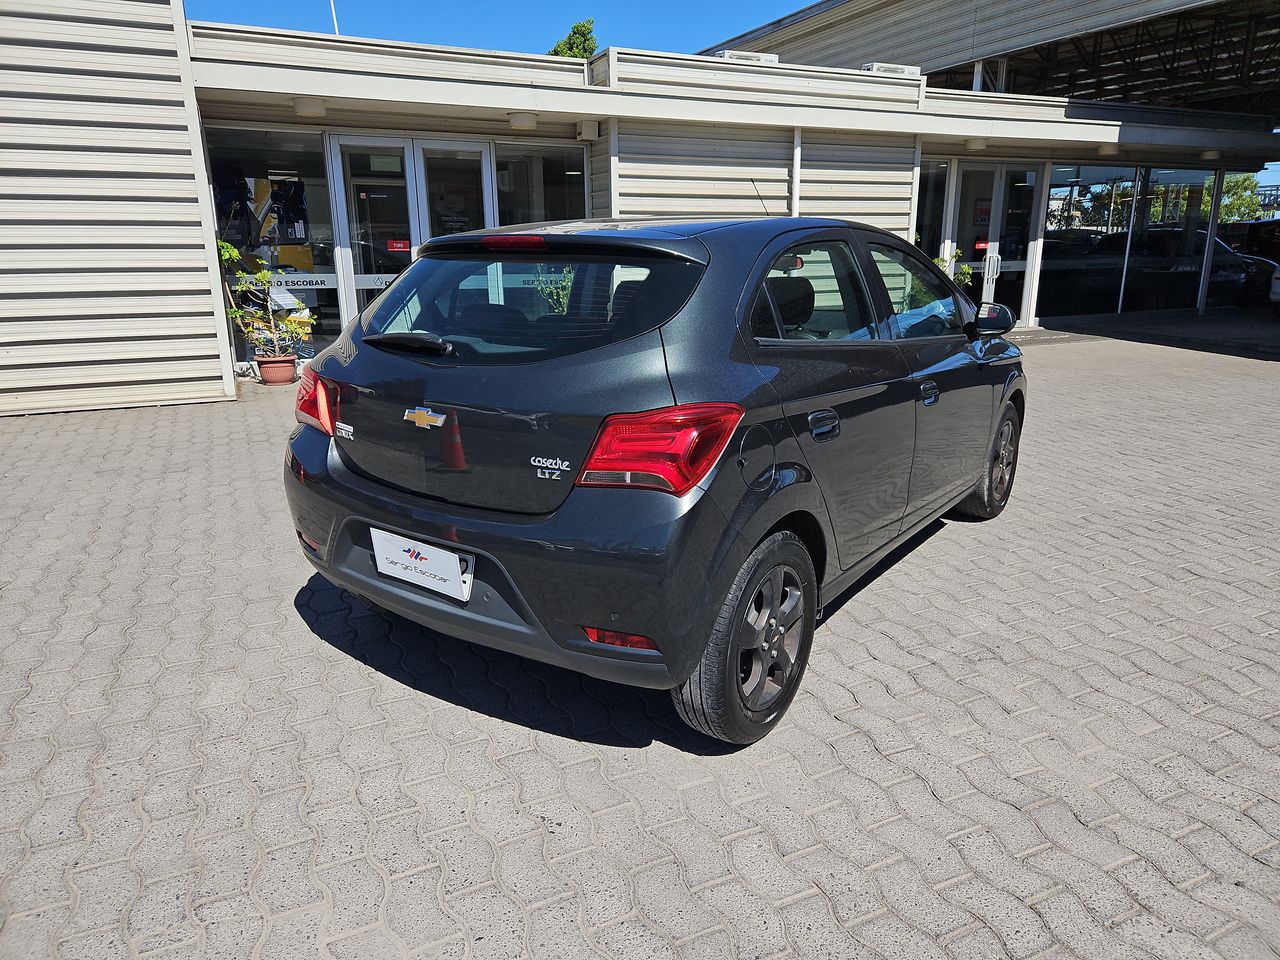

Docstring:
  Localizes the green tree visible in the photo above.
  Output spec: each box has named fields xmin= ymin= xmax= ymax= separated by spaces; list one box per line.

xmin=548 ymin=18 xmax=597 ymax=58
xmin=1209 ymin=173 xmax=1264 ymax=223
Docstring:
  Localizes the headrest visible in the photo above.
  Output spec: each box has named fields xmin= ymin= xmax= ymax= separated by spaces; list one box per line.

xmin=766 ymin=276 xmax=814 ymax=329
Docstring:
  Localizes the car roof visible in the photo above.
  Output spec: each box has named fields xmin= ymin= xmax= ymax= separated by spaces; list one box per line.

xmin=467 ymin=216 xmax=892 ymax=241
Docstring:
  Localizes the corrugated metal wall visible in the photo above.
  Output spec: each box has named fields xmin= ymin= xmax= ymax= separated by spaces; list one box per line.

xmin=612 ymin=121 xmax=916 ymax=236
xmin=588 ymin=132 xmax=613 ymax=217
xmin=716 ymin=0 xmax=1215 ymax=75
xmin=614 ymin=121 xmax=794 ymax=218
xmin=798 ymin=130 xmax=916 ymax=235
xmin=0 ymin=0 xmax=233 ymax=416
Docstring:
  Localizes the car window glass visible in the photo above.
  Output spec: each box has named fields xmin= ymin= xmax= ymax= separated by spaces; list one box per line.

xmin=364 ymin=254 xmax=703 ymax=365
xmin=749 ymin=290 xmax=780 ymax=338
xmin=761 ymin=241 xmax=876 ymax=341
xmin=866 ymin=243 xmax=962 ymax=338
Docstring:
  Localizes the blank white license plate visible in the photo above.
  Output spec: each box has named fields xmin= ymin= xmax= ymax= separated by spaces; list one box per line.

xmin=369 ymin=528 xmax=474 ymax=602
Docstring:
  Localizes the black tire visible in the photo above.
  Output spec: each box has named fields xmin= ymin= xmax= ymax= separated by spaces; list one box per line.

xmin=671 ymin=531 xmax=816 ymax=744
xmin=951 ymin=402 xmax=1021 ymax=520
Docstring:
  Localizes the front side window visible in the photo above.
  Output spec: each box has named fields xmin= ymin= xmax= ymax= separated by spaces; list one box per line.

xmin=756 ymin=241 xmax=877 ymax=342
xmin=866 ymin=243 xmax=963 ymax=338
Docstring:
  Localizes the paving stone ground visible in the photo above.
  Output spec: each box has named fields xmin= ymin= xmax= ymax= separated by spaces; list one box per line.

xmin=2 ymin=337 xmax=1279 ymax=959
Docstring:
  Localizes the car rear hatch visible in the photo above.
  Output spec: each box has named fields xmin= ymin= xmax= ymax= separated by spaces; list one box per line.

xmin=321 ymin=231 xmax=708 ymax=514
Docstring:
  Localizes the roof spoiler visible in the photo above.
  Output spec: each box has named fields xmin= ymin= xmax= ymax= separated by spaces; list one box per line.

xmin=418 ymin=232 xmax=710 ymax=265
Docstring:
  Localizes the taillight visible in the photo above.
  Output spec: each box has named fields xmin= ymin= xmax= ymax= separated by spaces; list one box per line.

xmin=295 ymin=364 xmax=335 ymax=436
xmin=582 ymin=626 xmax=658 ymax=650
xmin=577 ymin=403 xmax=744 ymax=497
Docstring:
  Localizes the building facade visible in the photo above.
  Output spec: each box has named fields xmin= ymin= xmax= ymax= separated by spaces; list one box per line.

xmin=2 ymin=0 xmax=1277 ymax=416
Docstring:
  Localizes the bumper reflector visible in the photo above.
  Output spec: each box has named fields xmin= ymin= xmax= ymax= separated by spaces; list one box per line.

xmin=582 ymin=626 xmax=658 ymax=650
xmin=298 ymin=532 xmax=321 ymax=553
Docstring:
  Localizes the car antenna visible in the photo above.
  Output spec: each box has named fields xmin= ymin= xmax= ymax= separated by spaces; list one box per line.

xmin=749 ymin=178 xmax=771 ymax=216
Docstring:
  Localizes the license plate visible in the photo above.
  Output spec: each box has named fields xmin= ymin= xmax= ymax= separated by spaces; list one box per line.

xmin=369 ymin=528 xmax=474 ymax=602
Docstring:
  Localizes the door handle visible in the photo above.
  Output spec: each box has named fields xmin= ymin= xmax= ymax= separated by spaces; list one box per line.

xmin=920 ymin=381 xmax=940 ymax=406
xmin=807 ymin=409 xmax=840 ymax=442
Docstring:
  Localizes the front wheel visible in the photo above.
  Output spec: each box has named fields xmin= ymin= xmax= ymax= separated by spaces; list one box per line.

xmin=671 ymin=531 xmax=816 ymax=744
xmin=951 ymin=402 xmax=1021 ymax=520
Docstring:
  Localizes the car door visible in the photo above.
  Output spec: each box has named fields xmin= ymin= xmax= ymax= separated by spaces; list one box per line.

xmin=858 ymin=233 xmax=998 ymax=525
xmin=744 ymin=230 xmax=917 ymax=569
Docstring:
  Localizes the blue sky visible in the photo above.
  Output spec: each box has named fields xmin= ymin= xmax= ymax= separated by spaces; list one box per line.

xmin=182 ymin=0 xmax=799 ymax=55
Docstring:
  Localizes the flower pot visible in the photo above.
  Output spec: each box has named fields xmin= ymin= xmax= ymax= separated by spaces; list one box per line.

xmin=257 ymin=354 xmax=297 ymax=385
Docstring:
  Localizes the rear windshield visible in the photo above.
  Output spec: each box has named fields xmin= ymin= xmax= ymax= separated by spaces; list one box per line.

xmin=361 ymin=253 xmax=704 ymax=364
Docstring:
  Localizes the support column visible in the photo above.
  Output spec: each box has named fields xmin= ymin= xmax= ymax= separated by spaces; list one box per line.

xmin=1196 ymin=169 xmax=1225 ymax=316
xmin=790 ymin=127 xmax=802 ymax=217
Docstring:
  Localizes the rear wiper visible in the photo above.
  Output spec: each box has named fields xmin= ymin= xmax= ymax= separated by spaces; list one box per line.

xmin=363 ymin=331 xmax=454 ymax=356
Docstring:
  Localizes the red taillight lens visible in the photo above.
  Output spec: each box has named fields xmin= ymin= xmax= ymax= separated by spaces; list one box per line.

xmin=582 ymin=627 xmax=658 ymax=650
xmin=482 ymin=234 xmax=546 ymax=251
xmin=577 ymin=403 xmax=745 ymax=497
xmin=295 ymin=365 xmax=335 ymax=436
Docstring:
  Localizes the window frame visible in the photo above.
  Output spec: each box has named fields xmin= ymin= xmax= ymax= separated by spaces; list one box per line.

xmin=856 ymin=231 xmax=975 ymax=342
xmin=741 ymin=230 xmax=884 ymax=348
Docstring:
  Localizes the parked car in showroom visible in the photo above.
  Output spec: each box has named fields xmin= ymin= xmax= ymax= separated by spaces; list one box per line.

xmin=285 ymin=218 xmax=1026 ymax=743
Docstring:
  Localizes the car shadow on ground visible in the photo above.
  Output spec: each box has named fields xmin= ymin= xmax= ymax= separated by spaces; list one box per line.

xmin=294 ymin=521 xmax=945 ymax=755
xmin=816 ymin=519 xmax=945 ymax=624
xmin=294 ymin=574 xmax=738 ymax=754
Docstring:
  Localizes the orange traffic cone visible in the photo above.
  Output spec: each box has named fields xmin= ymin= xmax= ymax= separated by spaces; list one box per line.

xmin=442 ymin=408 xmax=468 ymax=471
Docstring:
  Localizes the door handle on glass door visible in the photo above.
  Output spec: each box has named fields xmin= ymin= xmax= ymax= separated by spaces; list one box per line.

xmin=920 ymin=381 xmax=940 ymax=406
xmin=808 ymin=409 xmax=840 ymax=441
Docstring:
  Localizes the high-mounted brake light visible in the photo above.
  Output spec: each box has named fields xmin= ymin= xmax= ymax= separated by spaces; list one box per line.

xmin=577 ymin=403 xmax=745 ymax=497
xmin=482 ymin=234 xmax=546 ymax=251
xmin=295 ymin=365 xmax=335 ymax=437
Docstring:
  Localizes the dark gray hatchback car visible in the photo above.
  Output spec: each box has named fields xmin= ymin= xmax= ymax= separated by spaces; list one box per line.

xmin=285 ymin=217 xmax=1025 ymax=743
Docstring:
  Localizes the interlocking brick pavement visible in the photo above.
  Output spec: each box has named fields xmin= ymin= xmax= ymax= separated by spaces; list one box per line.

xmin=2 ymin=338 xmax=1279 ymax=959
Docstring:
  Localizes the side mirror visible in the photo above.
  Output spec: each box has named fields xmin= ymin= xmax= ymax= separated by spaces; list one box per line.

xmin=966 ymin=302 xmax=1016 ymax=338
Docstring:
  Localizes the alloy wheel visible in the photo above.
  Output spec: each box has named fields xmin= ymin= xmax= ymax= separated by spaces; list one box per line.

xmin=737 ymin=565 xmax=804 ymax=713
xmin=992 ymin=420 xmax=1017 ymax=501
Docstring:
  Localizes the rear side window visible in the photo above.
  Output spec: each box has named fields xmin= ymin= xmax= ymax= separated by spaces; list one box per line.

xmin=363 ymin=253 xmax=703 ymax=364
xmin=756 ymin=241 xmax=877 ymax=342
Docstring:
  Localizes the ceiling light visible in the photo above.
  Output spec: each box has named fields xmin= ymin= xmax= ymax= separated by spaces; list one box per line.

xmin=965 ymin=138 xmax=986 ymax=152
xmin=508 ymin=112 xmax=537 ymax=131
xmin=1200 ymin=149 xmax=1221 ymax=161
xmin=1097 ymin=144 xmax=1120 ymax=157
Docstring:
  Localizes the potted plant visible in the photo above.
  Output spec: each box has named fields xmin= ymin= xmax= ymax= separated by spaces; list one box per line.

xmin=218 ymin=240 xmax=314 ymax=385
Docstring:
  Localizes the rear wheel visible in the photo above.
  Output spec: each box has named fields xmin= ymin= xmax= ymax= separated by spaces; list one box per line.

xmin=672 ymin=532 xmax=816 ymax=744
xmin=951 ymin=402 xmax=1021 ymax=520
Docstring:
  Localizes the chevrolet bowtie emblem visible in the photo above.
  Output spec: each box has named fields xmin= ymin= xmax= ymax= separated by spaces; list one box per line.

xmin=403 ymin=407 xmax=447 ymax=429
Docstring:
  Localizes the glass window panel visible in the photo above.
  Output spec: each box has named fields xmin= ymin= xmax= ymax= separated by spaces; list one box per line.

xmin=422 ymin=148 xmax=486 ymax=236
xmin=206 ymin=128 xmax=341 ymax=356
xmin=914 ymin=160 xmax=949 ymax=258
xmin=1036 ymin=164 xmax=1137 ymax=317
xmin=495 ymin=144 xmax=586 ymax=225
xmin=1121 ymin=168 xmax=1218 ymax=312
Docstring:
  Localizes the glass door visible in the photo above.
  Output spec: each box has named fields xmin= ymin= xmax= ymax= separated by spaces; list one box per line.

xmin=335 ymin=140 xmax=417 ymax=312
xmin=949 ymin=162 xmax=1042 ymax=320
xmin=415 ymin=141 xmax=494 ymax=238
xmin=330 ymin=136 xmax=497 ymax=322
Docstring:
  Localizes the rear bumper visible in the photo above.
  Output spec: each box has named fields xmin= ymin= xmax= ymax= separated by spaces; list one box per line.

xmin=284 ymin=425 xmax=735 ymax=689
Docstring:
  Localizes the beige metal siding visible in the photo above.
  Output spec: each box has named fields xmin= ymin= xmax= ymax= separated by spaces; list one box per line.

xmin=797 ymin=131 xmax=916 ymax=236
xmin=188 ymin=22 xmax=587 ymax=89
xmin=588 ymin=134 xmax=612 ymax=217
xmin=609 ymin=49 xmax=920 ymax=109
xmin=615 ymin=121 xmax=793 ymax=218
xmin=716 ymin=0 xmax=1216 ymax=75
xmin=0 ymin=0 xmax=233 ymax=415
